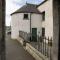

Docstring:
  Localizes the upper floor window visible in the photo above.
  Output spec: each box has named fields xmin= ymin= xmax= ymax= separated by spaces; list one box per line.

xmin=24 ymin=14 xmax=29 ymax=19
xmin=42 ymin=11 xmax=45 ymax=21
xmin=42 ymin=27 xmax=45 ymax=37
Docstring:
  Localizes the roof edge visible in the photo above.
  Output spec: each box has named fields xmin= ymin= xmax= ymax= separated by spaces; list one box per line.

xmin=26 ymin=3 xmax=38 ymax=5
xmin=11 ymin=12 xmax=42 ymax=16
xmin=26 ymin=3 xmax=38 ymax=8
xmin=37 ymin=0 xmax=48 ymax=7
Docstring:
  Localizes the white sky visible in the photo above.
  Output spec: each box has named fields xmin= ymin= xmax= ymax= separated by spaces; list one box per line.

xmin=5 ymin=0 xmax=44 ymax=26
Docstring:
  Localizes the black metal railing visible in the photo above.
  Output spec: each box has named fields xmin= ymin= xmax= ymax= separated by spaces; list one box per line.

xmin=36 ymin=36 xmax=52 ymax=60
xmin=19 ymin=31 xmax=52 ymax=60
xmin=29 ymin=35 xmax=52 ymax=60
xmin=19 ymin=31 xmax=31 ymax=42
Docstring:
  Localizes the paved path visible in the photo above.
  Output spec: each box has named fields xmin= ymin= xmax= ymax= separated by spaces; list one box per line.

xmin=6 ymin=34 xmax=35 ymax=60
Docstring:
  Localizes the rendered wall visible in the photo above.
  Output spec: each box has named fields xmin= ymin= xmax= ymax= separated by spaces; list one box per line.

xmin=38 ymin=0 xmax=53 ymax=39
xmin=11 ymin=13 xmax=42 ymax=39
xmin=31 ymin=13 xmax=42 ymax=36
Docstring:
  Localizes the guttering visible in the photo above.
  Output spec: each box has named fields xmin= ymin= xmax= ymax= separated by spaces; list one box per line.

xmin=30 ymin=13 xmax=32 ymax=41
xmin=11 ymin=12 xmax=41 ymax=16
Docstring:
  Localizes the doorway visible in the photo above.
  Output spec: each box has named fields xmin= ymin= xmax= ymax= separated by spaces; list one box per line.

xmin=32 ymin=28 xmax=37 ymax=42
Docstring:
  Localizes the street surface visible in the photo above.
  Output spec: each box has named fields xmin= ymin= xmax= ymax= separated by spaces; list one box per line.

xmin=6 ymin=34 xmax=35 ymax=60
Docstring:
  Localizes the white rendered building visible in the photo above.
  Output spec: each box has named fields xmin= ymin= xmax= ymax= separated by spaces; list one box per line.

xmin=11 ymin=0 xmax=53 ymax=41
xmin=11 ymin=3 xmax=42 ymax=41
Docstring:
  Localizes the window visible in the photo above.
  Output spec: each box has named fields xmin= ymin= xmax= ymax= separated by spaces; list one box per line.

xmin=42 ymin=28 xmax=45 ymax=37
xmin=24 ymin=14 xmax=28 ymax=19
xmin=42 ymin=12 xmax=45 ymax=21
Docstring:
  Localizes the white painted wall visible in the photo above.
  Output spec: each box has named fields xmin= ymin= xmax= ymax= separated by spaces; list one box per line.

xmin=18 ymin=13 xmax=30 ymax=33
xmin=31 ymin=13 xmax=42 ymax=36
xmin=11 ymin=13 xmax=30 ymax=39
xmin=11 ymin=13 xmax=42 ymax=39
xmin=11 ymin=14 xmax=19 ymax=39
xmin=38 ymin=0 xmax=53 ymax=39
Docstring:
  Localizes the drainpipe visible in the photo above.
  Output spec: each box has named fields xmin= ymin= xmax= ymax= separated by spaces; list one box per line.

xmin=30 ymin=13 xmax=31 ymax=41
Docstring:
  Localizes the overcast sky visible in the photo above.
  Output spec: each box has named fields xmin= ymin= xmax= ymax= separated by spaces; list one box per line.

xmin=5 ymin=0 xmax=44 ymax=26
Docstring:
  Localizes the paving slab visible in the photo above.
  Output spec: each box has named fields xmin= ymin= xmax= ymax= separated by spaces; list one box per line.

xmin=6 ymin=34 xmax=35 ymax=60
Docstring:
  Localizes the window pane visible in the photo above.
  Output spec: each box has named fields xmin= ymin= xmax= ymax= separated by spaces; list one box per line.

xmin=42 ymin=28 xmax=45 ymax=37
xmin=42 ymin=12 xmax=45 ymax=21
xmin=24 ymin=14 xmax=28 ymax=19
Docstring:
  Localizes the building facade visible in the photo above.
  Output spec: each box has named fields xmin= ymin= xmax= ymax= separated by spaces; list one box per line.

xmin=11 ymin=4 xmax=42 ymax=41
xmin=11 ymin=0 xmax=53 ymax=41
xmin=37 ymin=0 xmax=53 ymax=39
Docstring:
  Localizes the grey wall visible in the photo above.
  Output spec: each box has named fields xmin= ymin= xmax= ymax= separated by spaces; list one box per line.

xmin=58 ymin=0 xmax=60 ymax=60
xmin=52 ymin=0 xmax=60 ymax=60
xmin=0 ymin=0 xmax=5 ymax=60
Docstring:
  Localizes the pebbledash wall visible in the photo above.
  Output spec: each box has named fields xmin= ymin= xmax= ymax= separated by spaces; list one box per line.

xmin=11 ymin=13 xmax=42 ymax=39
xmin=38 ymin=0 xmax=53 ymax=39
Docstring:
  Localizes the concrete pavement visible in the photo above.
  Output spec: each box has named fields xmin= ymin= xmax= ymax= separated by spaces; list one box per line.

xmin=6 ymin=34 xmax=35 ymax=60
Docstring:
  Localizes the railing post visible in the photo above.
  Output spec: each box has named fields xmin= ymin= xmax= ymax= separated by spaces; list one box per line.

xmin=50 ymin=37 xmax=52 ymax=60
xmin=47 ymin=37 xmax=49 ymax=57
xmin=42 ymin=36 xmax=44 ymax=55
xmin=40 ymin=36 xmax=42 ymax=53
xmin=45 ymin=36 xmax=46 ymax=56
xmin=37 ymin=35 xmax=40 ymax=51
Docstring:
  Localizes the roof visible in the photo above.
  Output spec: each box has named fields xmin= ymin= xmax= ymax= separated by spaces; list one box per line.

xmin=37 ymin=0 xmax=48 ymax=7
xmin=11 ymin=3 xmax=41 ymax=15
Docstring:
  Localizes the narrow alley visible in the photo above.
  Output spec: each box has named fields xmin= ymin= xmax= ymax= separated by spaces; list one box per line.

xmin=6 ymin=34 xmax=35 ymax=60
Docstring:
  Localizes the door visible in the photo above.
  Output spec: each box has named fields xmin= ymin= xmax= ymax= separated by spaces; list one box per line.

xmin=32 ymin=28 xmax=37 ymax=42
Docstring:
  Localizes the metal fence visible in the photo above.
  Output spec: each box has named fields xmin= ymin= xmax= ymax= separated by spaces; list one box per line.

xmin=19 ymin=31 xmax=31 ymax=42
xmin=19 ymin=31 xmax=52 ymax=60
xmin=37 ymin=36 xmax=52 ymax=60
